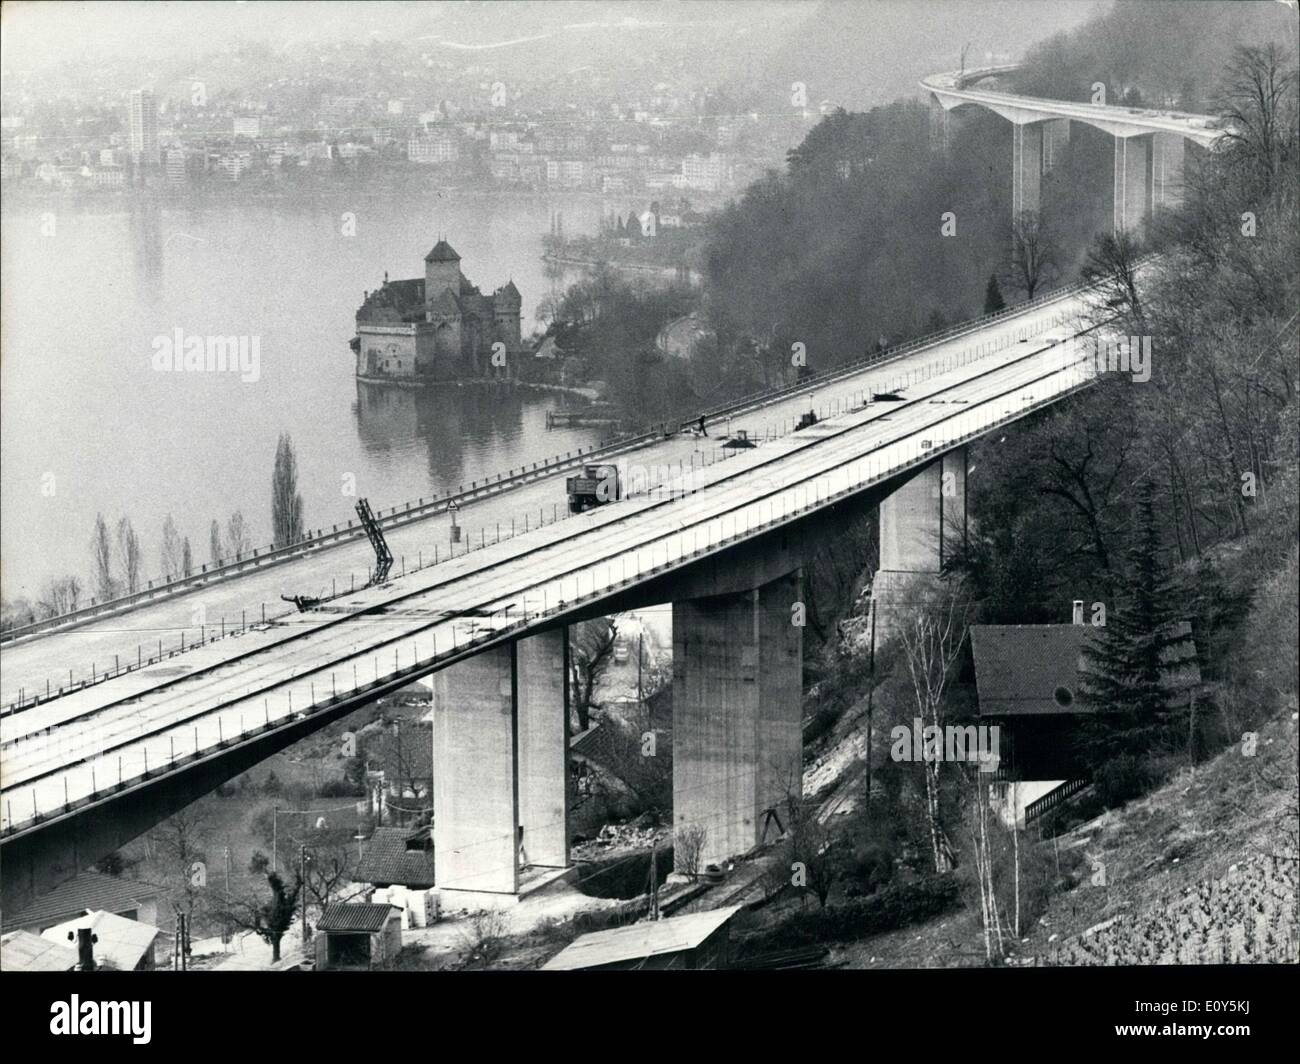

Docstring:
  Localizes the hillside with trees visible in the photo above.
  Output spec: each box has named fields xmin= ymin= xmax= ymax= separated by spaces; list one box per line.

xmin=693 ymin=4 xmax=1298 ymax=966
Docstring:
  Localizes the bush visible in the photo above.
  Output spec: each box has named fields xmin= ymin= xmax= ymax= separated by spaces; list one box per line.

xmin=1095 ymin=753 xmax=1149 ymax=808
xmin=840 ymin=842 xmax=896 ymax=897
xmin=318 ymin=778 xmax=363 ymax=798
xmin=755 ymin=874 xmax=961 ymax=949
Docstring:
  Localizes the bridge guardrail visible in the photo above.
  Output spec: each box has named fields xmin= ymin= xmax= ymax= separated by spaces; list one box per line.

xmin=2 ymin=344 xmax=1104 ymax=835
xmin=0 ymin=262 xmax=1129 ymax=648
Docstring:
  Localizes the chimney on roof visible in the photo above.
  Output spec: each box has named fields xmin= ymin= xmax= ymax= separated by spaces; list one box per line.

xmin=70 ymin=927 xmax=97 ymax=971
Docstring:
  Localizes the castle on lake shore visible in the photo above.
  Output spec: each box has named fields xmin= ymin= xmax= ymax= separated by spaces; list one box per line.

xmin=351 ymin=239 xmax=522 ymax=383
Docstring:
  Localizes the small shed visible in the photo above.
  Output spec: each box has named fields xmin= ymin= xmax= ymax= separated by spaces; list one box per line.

xmin=314 ymin=903 xmax=402 ymax=970
xmin=542 ymin=905 xmax=742 ymax=971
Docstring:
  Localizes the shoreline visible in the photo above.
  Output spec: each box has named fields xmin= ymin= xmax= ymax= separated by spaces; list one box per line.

xmin=541 ymin=251 xmax=698 ymax=277
xmin=354 ymin=374 xmax=599 ymax=401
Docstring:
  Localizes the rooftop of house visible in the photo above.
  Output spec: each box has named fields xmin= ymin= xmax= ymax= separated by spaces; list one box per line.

xmin=5 ymin=871 xmax=157 ymax=932
xmin=40 ymin=910 xmax=162 ymax=971
xmin=1 ymin=930 xmax=78 ymax=972
xmin=970 ymin=622 xmax=1199 ymax=717
xmin=355 ymin=826 xmax=436 ymax=889
xmin=542 ymin=905 xmax=743 ymax=970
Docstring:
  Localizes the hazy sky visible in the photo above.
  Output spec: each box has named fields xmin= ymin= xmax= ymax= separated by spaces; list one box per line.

xmin=0 ymin=1 xmax=805 ymax=71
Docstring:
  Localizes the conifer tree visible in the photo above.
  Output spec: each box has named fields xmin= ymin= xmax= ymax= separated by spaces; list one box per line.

xmin=1080 ymin=482 xmax=1193 ymax=763
xmin=983 ymin=273 xmax=1006 ymax=314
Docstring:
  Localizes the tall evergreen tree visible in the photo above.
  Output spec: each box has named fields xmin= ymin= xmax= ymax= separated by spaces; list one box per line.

xmin=983 ymin=273 xmax=1006 ymax=314
xmin=1080 ymin=482 xmax=1194 ymax=764
xmin=271 ymin=433 xmax=304 ymax=547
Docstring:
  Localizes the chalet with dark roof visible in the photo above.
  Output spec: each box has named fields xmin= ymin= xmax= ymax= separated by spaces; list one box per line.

xmin=970 ymin=622 xmax=1199 ymax=779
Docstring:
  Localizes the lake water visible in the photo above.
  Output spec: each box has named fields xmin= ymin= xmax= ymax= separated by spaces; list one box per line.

xmin=0 ymin=192 xmax=609 ymax=599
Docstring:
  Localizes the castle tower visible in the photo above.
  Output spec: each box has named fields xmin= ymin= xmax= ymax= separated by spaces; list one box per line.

xmin=494 ymin=280 xmax=522 ymax=351
xmin=424 ymin=239 xmax=462 ymax=303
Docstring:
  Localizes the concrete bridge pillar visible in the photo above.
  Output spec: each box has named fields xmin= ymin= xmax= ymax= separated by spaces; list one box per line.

xmin=516 ymin=629 xmax=570 ymax=870
xmin=1042 ymin=118 xmax=1070 ymax=174
xmin=431 ymin=629 xmax=569 ymax=898
xmin=1113 ymin=133 xmax=1152 ymax=232
xmin=1151 ymin=132 xmax=1185 ymax=211
xmin=1012 ymin=122 xmax=1044 ymax=217
xmin=671 ymin=570 xmax=802 ymax=871
xmin=929 ymin=98 xmax=950 ymax=155
xmin=872 ymin=448 xmax=968 ymax=637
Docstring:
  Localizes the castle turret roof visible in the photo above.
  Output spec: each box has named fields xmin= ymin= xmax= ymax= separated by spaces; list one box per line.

xmin=496 ymin=279 xmax=521 ymax=306
xmin=425 ymin=239 xmax=461 ymax=263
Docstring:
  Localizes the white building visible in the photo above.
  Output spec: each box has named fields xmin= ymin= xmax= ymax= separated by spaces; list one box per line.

xmin=408 ymin=132 xmax=459 ymax=164
xmin=128 ymin=89 xmax=158 ymax=168
xmin=680 ymin=152 xmax=733 ymax=193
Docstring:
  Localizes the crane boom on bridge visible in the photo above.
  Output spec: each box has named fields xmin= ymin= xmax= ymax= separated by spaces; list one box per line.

xmin=355 ymin=498 xmax=393 ymax=586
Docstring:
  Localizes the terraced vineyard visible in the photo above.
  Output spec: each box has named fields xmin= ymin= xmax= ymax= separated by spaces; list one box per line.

xmin=1046 ymin=851 xmax=1298 ymax=965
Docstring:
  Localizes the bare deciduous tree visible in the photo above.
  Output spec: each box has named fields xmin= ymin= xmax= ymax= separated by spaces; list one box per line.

xmin=90 ymin=513 xmax=115 ymax=601
xmin=1005 ymin=210 xmax=1059 ymax=302
xmin=216 ymin=872 xmax=301 ymax=963
xmin=570 ymin=618 xmax=618 ymax=732
xmin=209 ymin=519 xmax=224 ymax=567
xmin=1215 ymin=43 xmax=1299 ymax=197
xmin=894 ymin=577 xmax=971 ymax=874
xmin=151 ymin=804 xmax=211 ymax=957
xmin=674 ymin=824 xmax=707 ymax=880
xmin=38 ymin=575 xmax=82 ymax=618
xmin=226 ymin=511 xmax=253 ymax=557
xmin=115 ymin=517 xmax=143 ymax=594
xmin=1081 ymin=226 xmax=1145 ymax=330
xmin=160 ymin=514 xmax=184 ymax=582
xmin=960 ymin=764 xmax=1007 ymax=963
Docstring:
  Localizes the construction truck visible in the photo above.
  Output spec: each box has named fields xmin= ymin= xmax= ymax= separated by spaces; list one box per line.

xmin=566 ymin=463 xmax=621 ymax=513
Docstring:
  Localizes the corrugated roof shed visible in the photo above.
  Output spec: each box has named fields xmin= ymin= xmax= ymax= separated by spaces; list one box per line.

xmin=317 ymin=903 xmax=400 ymax=934
xmin=1 ymin=930 xmax=78 ymax=972
xmin=6 ymin=872 xmax=157 ymax=931
xmin=542 ymin=905 xmax=743 ymax=971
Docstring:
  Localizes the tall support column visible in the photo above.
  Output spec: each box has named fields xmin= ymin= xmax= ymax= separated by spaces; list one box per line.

xmin=432 ymin=643 xmax=518 ymax=895
xmin=872 ymin=449 xmax=968 ymax=639
xmin=928 ymin=97 xmax=950 ymax=155
xmin=672 ymin=570 xmax=802 ymax=870
xmin=1041 ymin=118 xmax=1070 ymax=174
xmin=1012 ymin=122 xmax=1043 ymax=217
xmin=1151 ymin=132 xmax=1185 ymax=211
xmin=431 ymin=629 xmax=572 ymax=896
xmin=516 ymin=629 xmax=569 ymax=869
xmin=1113 ymin=133 xmax=1152 ymax=232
